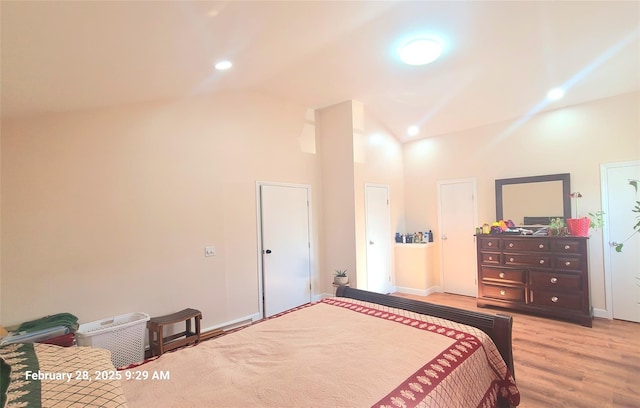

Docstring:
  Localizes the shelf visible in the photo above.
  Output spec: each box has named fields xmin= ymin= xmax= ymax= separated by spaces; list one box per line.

xmin=394 ymin=242 xmax=435 ymax=247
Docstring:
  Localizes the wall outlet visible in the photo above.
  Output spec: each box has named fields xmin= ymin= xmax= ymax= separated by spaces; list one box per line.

xmin=204 ymin=246 xmax=215 ymax=257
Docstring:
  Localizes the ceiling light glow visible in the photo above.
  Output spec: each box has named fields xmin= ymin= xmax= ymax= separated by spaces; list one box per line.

xmin=398 ymin=39 xmax=442 ymax=65
xmin=546 ymin=87 xmax=565 ymax=101
xmin=407 ymin=126 xmax=420 ymax=136
xmin=214 ymin=60 xmax=233 ymax=70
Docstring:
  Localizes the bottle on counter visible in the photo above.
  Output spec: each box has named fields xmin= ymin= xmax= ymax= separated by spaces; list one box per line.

xmin=428 ymin=230 xmax=433 ymax=242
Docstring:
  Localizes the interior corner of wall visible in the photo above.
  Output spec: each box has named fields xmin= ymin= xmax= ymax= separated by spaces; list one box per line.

xmin=299 ymin=122 xmax=316 ymax=154
xmin=304 ymin=108 xmax=316 ymax=122
xmin=351 ymin=100 xmax=365 ymax=132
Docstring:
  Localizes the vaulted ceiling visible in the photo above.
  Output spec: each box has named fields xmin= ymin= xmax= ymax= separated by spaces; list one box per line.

xmin=2 ymin=1 xmax=638 ymax=142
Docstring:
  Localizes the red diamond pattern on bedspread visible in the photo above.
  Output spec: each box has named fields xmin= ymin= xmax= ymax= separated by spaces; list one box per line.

xmin=321 ymin=298 xmax=520 ymax=408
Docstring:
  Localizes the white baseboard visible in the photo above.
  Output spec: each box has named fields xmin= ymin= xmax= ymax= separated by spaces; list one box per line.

xmin=592 ymin=308 xmax=611 ymax=319
xmin=200 ymin=312 xmax=260 ymax=335
xmin=394 ymin=286 xmax=442 ymax=297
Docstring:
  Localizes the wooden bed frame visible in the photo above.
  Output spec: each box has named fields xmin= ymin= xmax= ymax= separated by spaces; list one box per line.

xmin=336 ymin=286 xmax=516 ymax=380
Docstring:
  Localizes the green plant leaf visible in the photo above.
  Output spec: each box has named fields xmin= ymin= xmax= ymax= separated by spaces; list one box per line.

xmin=615 ymin=244 xmax=624 ymax=252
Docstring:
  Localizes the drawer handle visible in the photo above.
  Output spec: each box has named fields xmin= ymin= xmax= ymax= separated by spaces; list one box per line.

xmin=500 ymin=290 xmax=506 ymax=296
xmin=509 ymin=243 xmax=514 ymax=248
xmin=499 ymin=272 xmax=505 ymax=278
xmin=564 ymin=245 xmax=570 ymax=250
xmin=539 ymin=259 xmax=545 ymax=264
xmin=539 ymin=244 xmax=544 ymax=249
xmin=488 ymin=242 xmax=493 ymax=247
xmin=565 ymin=261 xmax=571 ymax=266
xmin=509 ymin=257 xmax=514 ymax=262
xmin=551 ymin=296 xmax=559 ymax=303
xmin=488 ymin=256 xmax=493 ymax=261
xmin=550 ymin=277 xmax=558 ymax=283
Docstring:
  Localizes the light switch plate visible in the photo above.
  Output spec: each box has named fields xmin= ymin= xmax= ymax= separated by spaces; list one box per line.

xmin=204 ymin=246 xmax=215 ymax=257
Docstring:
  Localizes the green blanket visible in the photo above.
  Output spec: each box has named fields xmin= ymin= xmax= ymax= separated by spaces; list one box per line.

xmin=17 ymin=313 xmax=78 ymax=333
xmin=0 ymin=343 xmax=41 ymax=408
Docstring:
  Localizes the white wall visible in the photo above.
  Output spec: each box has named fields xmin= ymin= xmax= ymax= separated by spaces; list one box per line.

xmin=316 ymin=100 xmax=406 ymax=291
xmin=1 ymin=91 xmax=323 ymax=328
xmin=2 ymin=91 xmax=636 ymax=328
xmin=402 ymin=92 xmax=640 ymax=311
xmin=315 ymin=101 xmax=359 ymax=289
xmin=355 ymin=109 xmax=405 ymax=288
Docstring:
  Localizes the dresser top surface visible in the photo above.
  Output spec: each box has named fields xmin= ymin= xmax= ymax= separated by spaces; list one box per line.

xmin=475 ymin=234 xmax=588 ymax=240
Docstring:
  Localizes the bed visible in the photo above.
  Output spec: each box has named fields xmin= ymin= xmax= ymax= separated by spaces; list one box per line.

xmin=1 ymin=287 xmax=519 ymax=408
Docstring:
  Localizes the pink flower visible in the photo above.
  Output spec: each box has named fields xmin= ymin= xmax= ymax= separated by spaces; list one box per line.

xmin=570 ymin=192 xmax=582 ymax=217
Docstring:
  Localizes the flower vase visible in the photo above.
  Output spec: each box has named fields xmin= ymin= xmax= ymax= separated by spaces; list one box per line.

xmin=567 ymin=217 xmax=590 ymax=237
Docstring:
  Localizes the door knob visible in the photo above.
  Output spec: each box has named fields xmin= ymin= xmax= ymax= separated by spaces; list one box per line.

xmin=265 ymin=249 xmax=272 ymax=254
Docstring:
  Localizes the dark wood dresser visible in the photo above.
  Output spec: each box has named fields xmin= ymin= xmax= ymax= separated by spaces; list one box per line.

xmin=476 ymin=234 xmax=592 ymax=327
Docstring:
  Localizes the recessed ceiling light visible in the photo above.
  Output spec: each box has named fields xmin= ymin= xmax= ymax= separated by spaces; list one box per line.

xmin=546 ymin=87 xmax=565 ymax=101
xmin=398 ymin=39 xmax=442 ymax=65
xmin=214 ymin=60 xmax=233 ymax=70
xmin=407 ymin=126 xmax=420 ymax=136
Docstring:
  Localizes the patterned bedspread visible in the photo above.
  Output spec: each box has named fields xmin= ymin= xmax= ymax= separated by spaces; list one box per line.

xmin=0 ymin=343 xmax=128 ymax=408
xmin=122 ymin=297 xmax=520 ymax=407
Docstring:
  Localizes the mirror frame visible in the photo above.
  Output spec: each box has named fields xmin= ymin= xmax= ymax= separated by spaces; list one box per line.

xmin=495 ymin=173 xmax=571 ymax=223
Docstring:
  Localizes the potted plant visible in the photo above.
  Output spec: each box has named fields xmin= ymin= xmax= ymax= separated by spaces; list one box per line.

xmin=568 ymin=192 xmax=605 ymax=237
xmin=548 ymin=218 xmax=565 ymax=236
xmin=333 ymin=269 xmax=349 ymax=285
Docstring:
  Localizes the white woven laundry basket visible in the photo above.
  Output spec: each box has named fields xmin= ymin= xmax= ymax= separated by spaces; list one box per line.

xmin=76 ymin=312 xmax=150 ymax=368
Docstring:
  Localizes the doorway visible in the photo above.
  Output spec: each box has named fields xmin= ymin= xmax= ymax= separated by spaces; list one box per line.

xmin=257 ymin=183 xmax=312 ymax=318
xmin=437 ymin=178 xmax=478 ymax=297
xmin=602 ymin=161 xmax=640 ymax=323
xmin=365 ymin=184 xmax=392 ymax=293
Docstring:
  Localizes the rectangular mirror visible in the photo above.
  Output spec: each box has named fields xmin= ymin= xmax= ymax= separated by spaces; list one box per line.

xmin=496 ymin=173 xmax=571 ymax=226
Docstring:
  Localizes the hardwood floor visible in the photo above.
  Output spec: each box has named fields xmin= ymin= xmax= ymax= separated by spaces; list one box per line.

xmin=394 ymin=292 xmax=640 ymax=408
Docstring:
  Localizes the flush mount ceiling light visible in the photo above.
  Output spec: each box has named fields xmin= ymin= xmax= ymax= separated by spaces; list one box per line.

xmin=546 ymin=87 xmax=565 ymax=101
xmin=214 ymin=60 xmax=233 ymax=70
xmin=398 ymin=38 xmax=443 ymax=65
xmin=407 ymin=126 xmax=420 ymax=136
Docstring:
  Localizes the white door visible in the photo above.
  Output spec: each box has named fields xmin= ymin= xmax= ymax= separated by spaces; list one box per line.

xmin=602 ymin=161 xmax=640 ymax=323
xmin=365 ymin=185 xmax=392 ymax=293
xmin=438 ymin=179 xmax=478 ymax=297
xmin=260 ymin=184 xmax=312 ymax=317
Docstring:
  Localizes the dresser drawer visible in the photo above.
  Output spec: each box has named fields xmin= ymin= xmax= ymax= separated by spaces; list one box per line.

xmin=479 ymin=238 xmax=500 ymax=250
xmin=553 ymin=256 xmax=584 ymax=271
xmin=476 ymin=234 xmax=591 ymax=326
xmin=530 ymin=271 xmax=582 ymax=291
xmin=481 ymin=267 xmax=525 ymax=284
xmin=503 ymin=238 xmax=549 ymax=252
xmin=551 ymin=239 xmax=585 ymax=254
xmin=529 ymin=290 xmax=582 ymax=311
xmin=481 ymin=284 xmax=525 ymax=302
xmin=480 ymin=252 xmax=501 ymax=265
xmin=504 ymin=253 xmax=551 ymax=268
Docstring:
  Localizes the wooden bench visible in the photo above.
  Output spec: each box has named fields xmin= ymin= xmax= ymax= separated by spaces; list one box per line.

xmin=147 ymin=308 xmax=202 ymax=357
